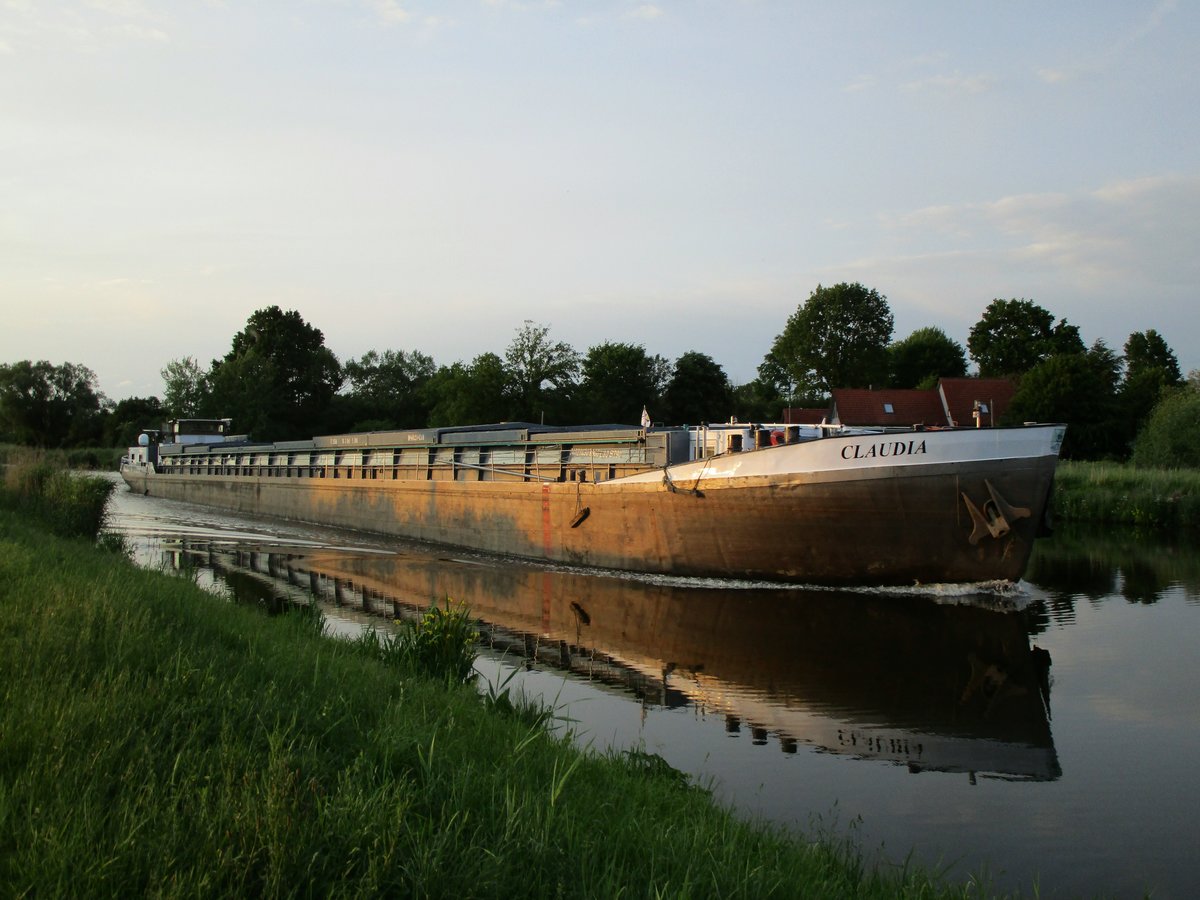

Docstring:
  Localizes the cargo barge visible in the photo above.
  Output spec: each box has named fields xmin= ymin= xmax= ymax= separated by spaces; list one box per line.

xmin=121 ymin=418 xmax=1066 ymax=586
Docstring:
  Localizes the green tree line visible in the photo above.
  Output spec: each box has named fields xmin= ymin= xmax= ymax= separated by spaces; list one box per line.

xmin=2 ymin=287 xmax=1195 ymax=464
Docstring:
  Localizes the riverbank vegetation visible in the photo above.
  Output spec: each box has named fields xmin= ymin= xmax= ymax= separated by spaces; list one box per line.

xmin=0 ymin=442 xmax=123 ymax=471
xmin=1052 ymin=460 xmax=1200 ymax=530
xmin=1 ymin=470 xmax=995 ymax=898
xmin=1048 ymin=384 xmax=1200 ymax=527
xmin=1 ymin=450 xmax=115 ymax=538
xmin=3 ymin=293 xmax=1195 ymax=465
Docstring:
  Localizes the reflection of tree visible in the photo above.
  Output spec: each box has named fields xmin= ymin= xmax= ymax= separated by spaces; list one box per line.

xmin=1120 ymin=559 xmax=1167 ymax=605
xmin=1026 ymin=523 xmax=1200 ymax=611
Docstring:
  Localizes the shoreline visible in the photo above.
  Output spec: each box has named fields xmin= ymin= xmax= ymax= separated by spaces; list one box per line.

xmin=0 ymin=503 xmax=999 ymax=898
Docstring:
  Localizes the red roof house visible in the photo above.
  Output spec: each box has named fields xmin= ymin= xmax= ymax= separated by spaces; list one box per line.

xmin=780 ymin=407 xmax=830 ymax=425
xmin=936 ymin=378 xmax=1015 ymax=428
xmin=825 ymin=378 xmax=1017 ymax=428
xmin=830 ymin=389 xmax=947 ymax=427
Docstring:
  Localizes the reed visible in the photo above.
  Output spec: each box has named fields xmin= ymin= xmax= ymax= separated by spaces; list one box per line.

xmin=356 ymin=600 xmax=480 ymax=686
xmin=0 ymin=449 xmax=114 ymax=538
xmin=408 ymin=600 xmax=479 ymax=685
xmin=1052 ymin=460 xmax=1200 ymax=529
xmin=0 ymin=443 xmax=123 ymax=471
xmin=0 ymin=511 xmax=1003 ymax=899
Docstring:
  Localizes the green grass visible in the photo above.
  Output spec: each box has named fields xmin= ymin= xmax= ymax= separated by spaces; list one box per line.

xmin=0 ymin=519 xmax=1003 ymax=898
xmin=356 ymin=601 xmax=480 ymax=687
xmin=1052 ymin=460 xmax=1200 ymax=529
xmin=1 ymin=451 xmax=115 ymax=538
xmin=0 ymin=443 xmax=124 ymax=471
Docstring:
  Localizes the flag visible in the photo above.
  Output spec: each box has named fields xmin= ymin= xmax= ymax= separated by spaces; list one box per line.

xmin=640 ymin=406 xmax=651 ymax=428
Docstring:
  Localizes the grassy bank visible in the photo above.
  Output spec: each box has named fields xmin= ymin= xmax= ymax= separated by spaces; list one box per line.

xmin=1 ymin=452 xmax=115 ymax=538
xmin=1052 ymin=460 xmax=1200 ymax=529
xmin=0 ymin=443 xmax=124 ymax=471
xmin=0 ymin=493 xmax=994 ymax=896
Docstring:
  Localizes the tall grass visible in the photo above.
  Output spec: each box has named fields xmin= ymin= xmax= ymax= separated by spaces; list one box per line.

xmin=356 ymin=600 xmax=479 ymax=686
xmin=1053 ymin=460 xmax=1200 ymax=529
xmin=0 ymin=442 xmax=123 ymax=471
xmin=1 ymin=450 xmax=114 ymax=538
xmin=0 ymin=510 xmax=997 ymax=898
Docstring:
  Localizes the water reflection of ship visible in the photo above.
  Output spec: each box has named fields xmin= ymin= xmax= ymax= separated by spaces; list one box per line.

xmin=176 ymin=542 xmax=1060 ymax=782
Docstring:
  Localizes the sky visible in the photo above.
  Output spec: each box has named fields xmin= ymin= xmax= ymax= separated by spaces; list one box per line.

xmin=2 ymin=0 xmax=1198 ymax=403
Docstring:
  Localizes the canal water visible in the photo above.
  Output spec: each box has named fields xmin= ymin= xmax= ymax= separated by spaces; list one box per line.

xmin=102 ymin=477 xmax=1200 ymax=899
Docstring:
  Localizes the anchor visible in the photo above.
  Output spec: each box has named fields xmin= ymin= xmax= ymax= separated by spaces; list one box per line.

xmin=961 ymin=480 xmax=1031 ymax=546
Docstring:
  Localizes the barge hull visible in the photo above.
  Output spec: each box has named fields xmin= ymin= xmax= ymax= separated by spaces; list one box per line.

xmin=121 ymin=452 xmax=1057 ymax=586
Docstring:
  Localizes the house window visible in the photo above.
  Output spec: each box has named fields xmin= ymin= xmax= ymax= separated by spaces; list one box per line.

xmin=883 ymin=402 xmax=895 ymax=414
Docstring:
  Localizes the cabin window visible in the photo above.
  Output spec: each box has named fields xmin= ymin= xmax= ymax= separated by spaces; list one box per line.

xmin=883 ymin=402 xmax=895 ymax=414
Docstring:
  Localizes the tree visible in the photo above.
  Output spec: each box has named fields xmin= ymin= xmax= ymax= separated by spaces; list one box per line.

xmin=1119 ymin=329 xmax=1184 ymax=439
xmin=342 ymin=349 xmax=436 ymax=429
xmin=731 ymin=378 xmax=784 ymax=423
xmin=1131 ymin=386 xmax=1200 ymax=469
xmin=576 ymin=342 xmax=669 ymax=424
xmin=888 ymin=326 xmax=967 ymax=389
xmin=160 ymin=356 xmax=208 ymax=418
xmin=503 ymin=321 xmax=580 ymax=423
xmin=761 ymin=283 xmax=893 ymax=398
xmin=1005 ymin=342 xmax=1121 ymax=459
xmin=426 ymin=353 xmax=511 ymax=427
xmin=1124 ymin=329 xmax=1183 ymax=384
xmin=104 ymin=396 xmax=164 ymax=448
xmin=967 ymin=299 xmax=1085 ymax=377
xmin=207 ymin=307 xmax=342 ymax=439
xmin=661 ymin=352 xmax=733 ymax=425
xmin=0 ymin=360 xmax=106 ymax=447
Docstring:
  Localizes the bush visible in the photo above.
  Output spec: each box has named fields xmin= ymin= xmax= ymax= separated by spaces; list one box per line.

xmin=356 ymin=600 xmax=479 ymax=686
xmin=1 ymin=453 xmax=114 ymax=538
xmin=402 ymin=601 xmax=479 ymax=685
xmin=1132 ymin=389 xmax=1200 ymax=469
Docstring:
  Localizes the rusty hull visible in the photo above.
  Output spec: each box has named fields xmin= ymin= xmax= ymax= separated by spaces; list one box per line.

xmin=122 ymin=453 xmax=1057 ymax=586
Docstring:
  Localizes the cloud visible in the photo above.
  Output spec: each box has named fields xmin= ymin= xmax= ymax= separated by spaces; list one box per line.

xmin=1128 ymin=0 xmax=1177 ymax=44
xmin=624 ymin=4 xmax=664 ymax=21
xmin=842 ymin=74 xmax=877 ymax=94
xmin=900 ymin=71 xmax=994 ymax=95
xmin=481 ymin=0 xmax=564 ymax=11
xmin=846 ymin=52 xmax=990 ymax=96
xmin=1037 ymin=0 xmax=1179 ymax=84
xmin=104 ymin=22 xmax=168 ymax=42
xmin=368 ymin=0 xmax=410 ymax=24
xmin=843 ymin=173 xmax=1200 ymax=362
xmin=85 ymin=0 xmax=146 ymax=15
xmin=0 ymin=0 xmax=172 ymax=49
xmin=889 ymin=176 xmax=1200 ymax=286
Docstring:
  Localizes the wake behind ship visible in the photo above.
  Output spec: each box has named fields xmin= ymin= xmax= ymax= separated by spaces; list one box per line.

xmin=121 ymin=417 xmax=1066 ymax=587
